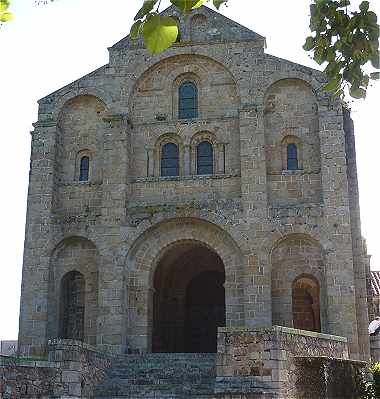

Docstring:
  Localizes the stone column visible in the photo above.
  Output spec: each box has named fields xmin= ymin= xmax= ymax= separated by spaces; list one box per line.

xmin=319 ymin=105 xmax=360 ymax=359
xmin=127 ymin=285 xmax=153 ymax=353
xmin=343 ymin=109 xmax=370 ymax=360
xmin=184 ymin=144 xmax=191 ymax=176
xmin=18 ymin=120 xmax=58 ymax=357
xmin=239 ymin=105 xmax=271 ymax=328
xmin=217 ymin=143 xmax=226 ymax=174
xmin=96 ymin=115 xmax=129 ymax=354
xmin=146 ymin=147 xmax=154 ymax=177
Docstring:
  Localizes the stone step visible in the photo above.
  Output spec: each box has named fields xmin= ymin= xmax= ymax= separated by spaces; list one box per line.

xmin=95 ymin=353 xmax=216 ymax=399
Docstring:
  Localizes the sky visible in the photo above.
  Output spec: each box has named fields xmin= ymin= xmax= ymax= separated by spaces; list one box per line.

xmin=0 ymin=0 xmax=379 ymax=341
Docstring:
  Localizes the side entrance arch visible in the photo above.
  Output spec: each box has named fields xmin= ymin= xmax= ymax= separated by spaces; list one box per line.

xmin=125 ymin=218 xmax=244 ymax=353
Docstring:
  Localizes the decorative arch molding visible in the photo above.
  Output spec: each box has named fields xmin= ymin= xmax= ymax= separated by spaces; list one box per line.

xmin=261 ymin=74 xmax=321 ymax=106
xmin=190 ymin=131 xmax=217 ymax=146
xmin=128 ymin=53 xmax=240 ymax=112
xmin=124 ymin=217 xmax=246 ymax=351
xmin=52 ymin=89 xmax=111 ymax=121
xmin=259 ymin=225 xmax=335 ymax=263
xmin=126 ymin=217 xmax=244 ymax=285
xmin=51 ymin=235 xmax=99 ymax=260
xmin=124 ymin=212 xmax=251 ymax=255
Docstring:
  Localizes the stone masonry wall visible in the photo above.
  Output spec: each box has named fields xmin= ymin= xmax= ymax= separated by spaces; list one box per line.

xmin=17 ymin=5 xmax=370 ymax=361
xmin=264 ymin=78 xmax=322 ymax=207
xmin=216 ymin=326 xmax=364 ymax=399
xmin=0 ymin=340 xmax=110 ymax=399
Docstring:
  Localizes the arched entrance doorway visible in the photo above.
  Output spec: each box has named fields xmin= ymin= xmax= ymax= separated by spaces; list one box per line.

xmin=152 ymin=242 xmax=225 ymax=353
xmin=292 ymin=275 xmax=321 ymax=332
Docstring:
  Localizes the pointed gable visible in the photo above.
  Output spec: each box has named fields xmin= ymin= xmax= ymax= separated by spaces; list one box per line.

xmin=111 ymin=5 xmax=265 ymax=50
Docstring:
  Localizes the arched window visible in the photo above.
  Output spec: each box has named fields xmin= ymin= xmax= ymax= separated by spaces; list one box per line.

xmin=197 ymin=141 xmax=213 ymax=175
xmin=287 ymin=143 xmax=298 ymax=170
xmin=179 ymin=82 xmax=198 ymax=119
xmin=161 ymin=143 xmax=179 ymax=177
xmin=79 ymin=156 xmax=90 ymax=181
xmin=59 ymin=271 xmax=85 ymax=341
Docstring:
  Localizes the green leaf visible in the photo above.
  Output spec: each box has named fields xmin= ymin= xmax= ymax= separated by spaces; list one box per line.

xmin=323 ymin=76 xmax=341 ymax=93
xmin=134 ymin=0 xmax=158 ymax=21
xmin=213 ymin=0 xmax=228 ymax=9
xmin=367 ymin=11 xmax=378 ymax=24
xmin=325 ymin=61 xmax=342 ymax=77
xmin=362 ymin=74 xmax=370 ymax=88
xmin=303 ymin=36 xmax=315 ymax=51
xmin=349 ymin=86 xmax=366 ymax=99
xmin=171 ymin=0 xmax=205 ymax=12
xmin=0 ymin=11 xmax=13 ymax=22
xmin=0 ymin=0 xmax=10 ymax=12
xmin=130 ymin=20 xmax=143 ymax=40
xmin=359 ymin=1 xmax=369 ymax=13
xmin=370 ymin=72 xmax=380 ymax=80
xmin=314 ymin=47 xmax=326 ymax=65
xmin=326 ymin=47 xmax=335 ymax=62
xmin=143 ymin=15 xmax=179 ymax=54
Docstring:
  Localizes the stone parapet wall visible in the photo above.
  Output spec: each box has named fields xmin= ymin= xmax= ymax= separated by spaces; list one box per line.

xmin=216 ymin=326 xmax=362 ymax=399
xmin=0 ymin=361 xmax=60 ymax=399
xmin=0 ymin=340 xmax=110 ymax=399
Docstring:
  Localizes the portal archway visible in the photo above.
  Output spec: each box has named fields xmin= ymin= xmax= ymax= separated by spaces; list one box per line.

xmin=126 ymin=218 xmax=244 ymax=353
xmin=152 ymin=242 xmax=225 ymax=353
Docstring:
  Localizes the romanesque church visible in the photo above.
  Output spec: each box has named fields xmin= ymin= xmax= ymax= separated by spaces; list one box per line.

xmin=16 ymin=4 xmax=373 ymax=397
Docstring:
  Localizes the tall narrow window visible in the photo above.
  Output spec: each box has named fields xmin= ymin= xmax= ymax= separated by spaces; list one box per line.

xmin=79 ymin=156 xmax=90 ymax=181
xmin=59 ymin=271 xmax=85 ymax=341
xmin=161 ymin=143 xmax=179 ymax=177
xmin=179 ymin=82 xmax=198 ymax=119
xmin=287 ymin=143 xmax=298 ymax=170
xmin=197 ymin=141 xmax=213 ymax=175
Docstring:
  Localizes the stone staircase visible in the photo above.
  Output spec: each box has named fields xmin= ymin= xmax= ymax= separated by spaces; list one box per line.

xmin=94 ymin=353 xmax=217 ymax=399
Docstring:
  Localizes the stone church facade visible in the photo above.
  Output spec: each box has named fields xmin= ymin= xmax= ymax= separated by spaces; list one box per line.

xmin=18 ymin=5 xmax=372 ymax=363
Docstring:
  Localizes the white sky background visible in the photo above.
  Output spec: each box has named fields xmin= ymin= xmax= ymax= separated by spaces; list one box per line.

xmin=0 ymin=0 xmax=379 ymax=341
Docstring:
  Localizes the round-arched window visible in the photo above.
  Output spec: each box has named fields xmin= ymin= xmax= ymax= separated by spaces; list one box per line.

xmin=287 ymin=143 xmax=298 ymax=170
xmin=79 ymin=156 xmax=90 ymax=181
xmin=161 ymin=143 xmax=179 ymax=177
xmin=179 ymin=82 xmax=198 ymax=119
xmin=197 ymin=141 xmax=213 ymax=175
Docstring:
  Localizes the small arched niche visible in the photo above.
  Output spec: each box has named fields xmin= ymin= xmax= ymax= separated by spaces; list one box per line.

xmin=191 ymin=14 xmax=208 ymax=43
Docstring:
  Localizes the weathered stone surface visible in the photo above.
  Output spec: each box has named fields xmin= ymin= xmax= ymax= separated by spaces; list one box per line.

xmin=0 ymin=340 xmax=110 ymax=399
xmin=18 ymin=2 xmax=371 ymax=389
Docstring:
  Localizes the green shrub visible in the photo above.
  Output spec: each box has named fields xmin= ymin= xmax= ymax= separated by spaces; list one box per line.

xmin=360 ymin=362 xmax=380 ymax=399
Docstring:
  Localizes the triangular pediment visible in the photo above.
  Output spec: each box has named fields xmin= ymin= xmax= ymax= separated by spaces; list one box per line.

xmin=111 ymin=5 xmax=265 ymax=50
